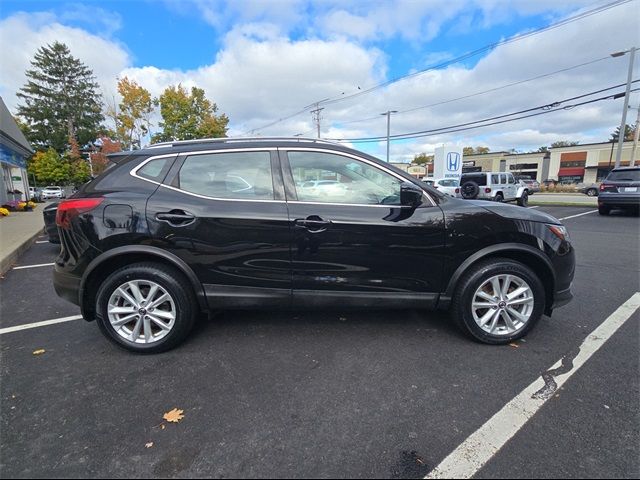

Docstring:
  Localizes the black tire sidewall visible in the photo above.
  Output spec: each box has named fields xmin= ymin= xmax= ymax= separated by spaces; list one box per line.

xmin=452 ymin=260 xmax=545 ymax=345
xmin=95 ymin=263 xmax=196 ymax=353
xmin=461 ymin=181 xmax=479 ymax=199
xmin=517 ymin=192 xmax=529 ymax=207
xmin=598 ymin=205 xmax=610 ymax=215
xmin=494 ymin=193 xmax=504 ymax=202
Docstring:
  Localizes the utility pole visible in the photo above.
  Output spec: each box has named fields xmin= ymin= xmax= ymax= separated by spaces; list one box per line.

xmin=381 ymin=110 xmax=398 ymax=162
xmin=310 ymin=103 xmax=324 ymax=139
xmin=612 ymin=47 xmax=636 ymax=168
xmin=630 ymin=105 xmax=640 ymax=166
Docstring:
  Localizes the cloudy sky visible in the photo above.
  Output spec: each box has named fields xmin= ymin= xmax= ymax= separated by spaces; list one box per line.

xmin=1 ymin=0 xmax=638 ymax=161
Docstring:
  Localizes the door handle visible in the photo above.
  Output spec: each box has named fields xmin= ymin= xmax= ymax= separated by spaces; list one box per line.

xmin=155 ymin=210 xmax=196 ymax=227
xmin=294 ymin=216 xmax=331 ymax=232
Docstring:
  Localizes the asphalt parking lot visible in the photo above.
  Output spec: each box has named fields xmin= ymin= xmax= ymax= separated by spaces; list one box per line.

xmin=0 ymin=206 xmax=638 ymax=479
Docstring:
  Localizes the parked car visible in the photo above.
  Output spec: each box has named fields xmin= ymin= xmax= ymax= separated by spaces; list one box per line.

xmin=53 ymin=137 xmax=574 ymax=353
xmin=597 ymin=166 xmax=640 ymax=215
xmin=517 ymin=179 xmax=540 ymax=195
xmin=576 ymin=182 xmax=600 ymax=197
xmin=42 ymin=186 xmax=65 ymax=200
xmin=43 ymin=202 xmax=60 ymax=243
xmin=422 ymin=178 xmax=461 ymax=198
xmin=29 ymin=186 xmax=42 ymax=202
xmin=459 ymin=172 xmax=529 ymax=206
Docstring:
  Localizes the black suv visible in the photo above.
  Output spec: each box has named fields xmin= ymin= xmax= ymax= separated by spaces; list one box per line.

xmin=53 ymin=137 xmax=574 ymax=353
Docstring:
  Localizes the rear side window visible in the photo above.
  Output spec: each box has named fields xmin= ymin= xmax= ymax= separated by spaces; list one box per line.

xmin=607 ymin=169 xmax=640 ymax=182
xmin=137 ymin=157 xmax=174 ymax=182
xmin=177 ymin=151 xmax=274 ymax=200
xmin=491 ymin=174 xmax=500 ymax=184
xmin=461 ymin=174 xmax=487 ymax=186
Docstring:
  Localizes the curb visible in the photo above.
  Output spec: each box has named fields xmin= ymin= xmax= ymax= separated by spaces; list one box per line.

xmin=0 ymin=227 xmax=45 ymax=276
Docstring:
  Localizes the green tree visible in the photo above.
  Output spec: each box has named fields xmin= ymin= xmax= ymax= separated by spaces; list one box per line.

xmin=536 ymin=146 xmax=550 ymax=153
xmin=64 ymin=135 xmax=91 ymax=184
xmin=17 ymin=42 xmax=104 ymax=153
xmin=152 ymin=84 xmax=229 ymax=142
xmin=413 ymin=153 xmax=433 ymax=165
xmin=108 ymin=77 xmax=154 ymax=149
xmin=28 ymin=148 xmax=71 ymax=185
xmin=475 ymin=146 xmax=490 ymax=154
xmin=463 ymin=146 xmax=474 ymax=156
xmin=609 ymin=124 xmax=635 ymax=142
xmin=550 ymin=140 xmax=580 ymax=148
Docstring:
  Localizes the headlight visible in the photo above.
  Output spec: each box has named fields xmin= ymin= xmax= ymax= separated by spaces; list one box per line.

xmin=547 ymin=224 xmax=569 ymax=241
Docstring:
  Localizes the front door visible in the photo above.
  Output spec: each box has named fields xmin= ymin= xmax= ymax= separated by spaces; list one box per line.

xmin=145 ymin=148 xmax=292 ymax=308
xmin=280 ymin=148 xmax=446 ymax=308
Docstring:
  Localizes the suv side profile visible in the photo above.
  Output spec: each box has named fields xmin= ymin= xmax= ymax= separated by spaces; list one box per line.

xmin=460 ymin=172 xmax=529 ymax=206
xmin=53 ymin=138 xmax=574 ymax=353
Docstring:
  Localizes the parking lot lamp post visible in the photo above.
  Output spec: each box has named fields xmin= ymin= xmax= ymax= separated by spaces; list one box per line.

xmin=381 ymin=110 xmax=398 ymax=162
xmin=612 ymin=47 xmax=636 ymax=168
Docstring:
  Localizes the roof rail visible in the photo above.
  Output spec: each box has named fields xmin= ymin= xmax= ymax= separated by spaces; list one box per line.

xmin=147 ymin=136 xmax=340 ymax=149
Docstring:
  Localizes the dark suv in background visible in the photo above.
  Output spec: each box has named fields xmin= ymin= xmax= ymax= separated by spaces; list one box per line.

xmin=53 ymin=137 xmax=574 ymax=353
xmin=598 ymin=166 xmax=640 ymax=215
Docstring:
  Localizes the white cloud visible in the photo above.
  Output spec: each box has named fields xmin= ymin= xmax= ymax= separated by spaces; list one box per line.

xmin=0 ymin=11 xmax=130 ymax=114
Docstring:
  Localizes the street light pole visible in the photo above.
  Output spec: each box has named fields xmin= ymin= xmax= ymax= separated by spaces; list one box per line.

xmin=381 ymin=110 xmax=398 ymax=162
xmin=630 ymin=105 xmax=640 ymax=166
xmin=612 ymin=47 xmax=636 ymax=168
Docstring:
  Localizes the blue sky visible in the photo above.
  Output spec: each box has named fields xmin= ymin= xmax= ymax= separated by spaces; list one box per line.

xmin=1 ymin=0 xmax=638 ymax=160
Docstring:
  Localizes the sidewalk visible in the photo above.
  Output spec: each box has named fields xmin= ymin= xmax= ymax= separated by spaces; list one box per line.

xmin=0 ymin=205 xmax=47 ymax=274
xmin=529 ymin=193 xmax=597 ymax=206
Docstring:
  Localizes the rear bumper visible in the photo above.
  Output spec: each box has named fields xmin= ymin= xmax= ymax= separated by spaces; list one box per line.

xmin=552 ymin=286 xmax=573 ymax=309
xmin=598 ymin=193 xmax=640 ymax=206
xmin=53 ymin=267 xmax=81 ymax=307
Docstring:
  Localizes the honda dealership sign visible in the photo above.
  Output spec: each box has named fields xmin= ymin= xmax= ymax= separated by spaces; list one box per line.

xmin=434 ymin=146 xmax=463 ymax=180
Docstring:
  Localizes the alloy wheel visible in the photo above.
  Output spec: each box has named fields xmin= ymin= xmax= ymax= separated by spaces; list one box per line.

xmin=107 ymin=280 xmax=176 ymax=344
xmin=471 ymin=274 xmax=534 ymax=336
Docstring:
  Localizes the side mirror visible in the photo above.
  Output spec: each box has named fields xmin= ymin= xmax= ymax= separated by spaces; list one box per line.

xmin=400 ymin=182 xmax=424 ymax=207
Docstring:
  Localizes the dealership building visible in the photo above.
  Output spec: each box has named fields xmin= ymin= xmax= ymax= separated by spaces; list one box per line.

xmin=0 ymin=97 xmax=33 ymax=204
xmin=395 ymin=141 xmax=639 ymax=183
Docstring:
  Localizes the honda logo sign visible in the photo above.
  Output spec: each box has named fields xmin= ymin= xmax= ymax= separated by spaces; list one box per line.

xmin=434 ymin=146 xmax=463 ymax=180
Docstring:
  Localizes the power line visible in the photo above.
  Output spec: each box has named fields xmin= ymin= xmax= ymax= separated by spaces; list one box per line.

xmin=329 ymin=83 xmax=640 ymax=143
xmin=335 ymin=56 xmax=614 ymax=126
xmin=245 ymin=0 xmax=631 ymax=135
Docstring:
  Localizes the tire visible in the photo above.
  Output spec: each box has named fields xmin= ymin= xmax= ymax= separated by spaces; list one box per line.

xmin=451 ymin=258 xmax=545 ymax=345
xmin=517 ymin=191 xmax=529 ymax=207
xmin=598 ymin=205 xmax=611 ymax=215
xmin=461 ymin=181 xmax=480 ymax=199
xmin=95 ymin=262 xmax=198 ymax=353
xmin=494 ymin=192 xmax=504 ymax=203
xmin=586 ymin=188 xmax=598 ymax=197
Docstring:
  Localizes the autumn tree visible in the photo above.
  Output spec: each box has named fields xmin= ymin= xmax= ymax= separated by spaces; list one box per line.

xmin=108 ymin=77 xmax=154 ymax=149
xmin=17 ymin=42 xmax=104 ymax=153
xmin=413 ymin=153 xmax=434 ymax=165
xmin=550 ymin=140 xmax=580 ymax=148
xmin=28 ymin=148 xmax=71 ymax=185
xmin=90 ymin=136 xmax=122 ymax=176
xmin=463 ymin=146 xmax=490 ymax=155
xmin=152 ymin=84 xmax=229 ymax=142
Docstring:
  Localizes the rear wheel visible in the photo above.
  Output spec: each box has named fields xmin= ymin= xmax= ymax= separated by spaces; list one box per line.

xmin=494 ymin=193 xmax=504 ymax=202
xmin=451 ymin=258 xmax=545 ymax=344
xmin=95 ymin=262 xmax=197 ymax=353
xmin=587 ymin=188 xmax=598 ymax=197
xmin=517 ymin=191 xmax=529 ymax=207
xmin=598 ymin=205 xmax=611 ymax=215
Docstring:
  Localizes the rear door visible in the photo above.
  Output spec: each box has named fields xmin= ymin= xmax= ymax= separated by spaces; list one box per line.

xmin=144 ymin=148 xmax=292 ymax=308
xmin=280 ymin=148 xmax=446 ymax=308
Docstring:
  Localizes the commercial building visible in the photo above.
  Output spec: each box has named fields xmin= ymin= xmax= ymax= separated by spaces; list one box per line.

xmin=0 ymin=97 xmax=33 ymax=204
xmin=397 ymin=141 xmax=639 ymax=183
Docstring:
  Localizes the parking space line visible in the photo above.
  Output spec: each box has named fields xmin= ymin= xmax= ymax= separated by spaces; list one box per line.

xmin=558 ymin=210 xmax=598 ymax=221
xmin=12 ymin=263 xmax=55 ymax=270
xmin=0 ymin=315 xmax=83 ymax=335
xmin=425 ymin=292 xmax=640 ymax=479
xmin=527 ymin=206 xmax=539 ymax=209
xmin=35 ymin=241 xmax=49 ymax=244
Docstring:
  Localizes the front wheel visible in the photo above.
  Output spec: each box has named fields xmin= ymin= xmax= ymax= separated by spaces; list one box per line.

xmin=517 ymin=191 xmax=529 ymax=207
xmin=451 ymin=259 xmax=545 ymax=344
xmin=95 ymin=262 xmax=197 ymax=353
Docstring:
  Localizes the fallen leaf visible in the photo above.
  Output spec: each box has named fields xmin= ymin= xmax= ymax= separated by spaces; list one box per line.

xmin=32 ymin=349 xmax=46 ymax=355
xmin=145 ymin=442 xmax=154 ymax=448
xmin=161 ymin=425 xmax=166 ymax=430
xmin=163 ymin=408 xmax=185 ymax=423
xmin=508 ymin=343 xmax=519 ymax=348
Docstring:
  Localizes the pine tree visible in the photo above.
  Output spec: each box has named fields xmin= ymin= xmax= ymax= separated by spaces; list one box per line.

xmin=17 ymin=42 xmax=104 ymax=153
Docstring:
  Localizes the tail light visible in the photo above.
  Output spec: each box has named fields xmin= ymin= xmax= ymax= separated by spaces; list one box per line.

xmin=485 ymin=188 xmax=492 ymax=193
xmin=600 ymin=183 xmax=616 ymax=193
xmin=56 ymin=198 xmax=104 ymax=229
xmin=455 ymin=188 xmax=460 ymax=194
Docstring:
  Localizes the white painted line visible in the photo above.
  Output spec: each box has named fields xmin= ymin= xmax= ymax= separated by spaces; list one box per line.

xmin=0 ymin=315 xmax=83 ymax=335
xmin=35 ymin=240 xmax=49 ymax=244
xmin=425 ymin=292 xmax=640 ymax=479
xmin=558 ymin=209 xmax=598 ymax=221
xmin=527 ymin=206 xmax=540 ymax=209
xmin=12 ymin=263 xmax=55 ymax=270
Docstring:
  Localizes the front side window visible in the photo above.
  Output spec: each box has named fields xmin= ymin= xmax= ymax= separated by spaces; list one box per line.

xmin=288 ymin=151 xmax=402 ymax=205
xmin=507 ymin=174 xmax=515 ymax=184
xmin=177 ymin=151 xmax=274 ymax=200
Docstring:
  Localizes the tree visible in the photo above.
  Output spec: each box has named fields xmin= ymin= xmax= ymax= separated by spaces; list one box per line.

xmin=475 ymin=146 xmax=490 ymax=154
xmin=90 ymin=136 xmax=122 ymax=176
xmin=152 ymin=84 xmax=229 ymax=142
xmin=609 ymin=124 xmax=635 ymax=142
xmin=64 ymin=134 xmax=91 ymax=185
xmin=28 ymin=148 xmax=70 ymax=185
xmin=463 ymin=147 xmax=474 ymax=156
xmin=550 ymin=140 xmax=580 ymax=148
xmin=536 ymin=146 xmax=549 ymax=153
xmin=463 ymin=146 xmax=490 ymax=155
xmin=109 ymin=77 xmax=154 ymax=149
xmin=413 ymin=153 xmax=433 ymax=165
xmin=17 ymin=42 xmax=104 ymax=153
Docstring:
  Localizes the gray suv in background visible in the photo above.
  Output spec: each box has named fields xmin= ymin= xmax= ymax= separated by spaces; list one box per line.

xmin=598 ymin=166 xmax=640 ymax=215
